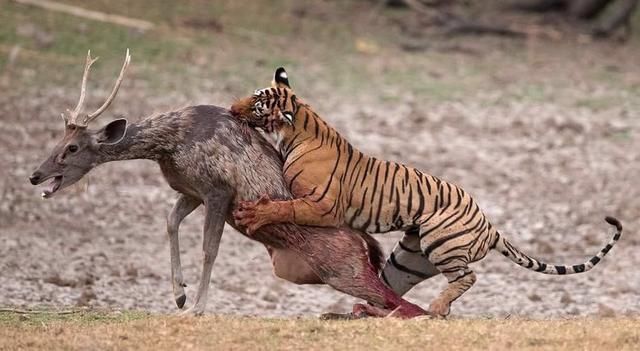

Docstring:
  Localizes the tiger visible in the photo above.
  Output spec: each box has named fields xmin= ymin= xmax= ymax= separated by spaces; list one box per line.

xmin=230 ymin=67 xmax=623 ymax=318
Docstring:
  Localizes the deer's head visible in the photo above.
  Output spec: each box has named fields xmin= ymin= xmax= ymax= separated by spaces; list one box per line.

xmin=30 ymin=50 xmax=131 ymax=198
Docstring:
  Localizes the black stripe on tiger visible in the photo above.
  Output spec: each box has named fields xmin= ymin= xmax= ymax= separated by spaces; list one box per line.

xmin=389 ymin=252 xmax=434 ymax=279
xmin=494 ymin=217 xmax=622 ymax=275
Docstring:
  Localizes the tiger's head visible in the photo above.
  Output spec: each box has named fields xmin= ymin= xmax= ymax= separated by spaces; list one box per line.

xmin=230 ymin=67 xmax=298 ymax=133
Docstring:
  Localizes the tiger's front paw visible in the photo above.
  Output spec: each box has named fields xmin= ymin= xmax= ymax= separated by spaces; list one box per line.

xmin=233 ymin=194 xmax=276 ymax=235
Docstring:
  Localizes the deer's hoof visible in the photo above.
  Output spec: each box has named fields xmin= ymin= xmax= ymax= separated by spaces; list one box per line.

xmin=175 ymin=294 xmax=186 ymax=309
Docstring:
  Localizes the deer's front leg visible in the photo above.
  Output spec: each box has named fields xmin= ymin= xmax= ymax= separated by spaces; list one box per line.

xmin=233 ymin=195 xmax=340 ymax=234
xmin=167 ymin=194 xmax=201 ymax=309
xmin=182 ymin=191 xmax=231 ymax=316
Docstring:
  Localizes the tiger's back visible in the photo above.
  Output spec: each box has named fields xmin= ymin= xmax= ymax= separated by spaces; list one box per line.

xmin=276 ymin=102 xmax=481 ymax=236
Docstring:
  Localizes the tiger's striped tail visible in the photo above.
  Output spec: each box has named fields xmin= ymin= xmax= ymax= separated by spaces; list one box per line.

xmin=494 ymin=217 xmax=622 ymax=275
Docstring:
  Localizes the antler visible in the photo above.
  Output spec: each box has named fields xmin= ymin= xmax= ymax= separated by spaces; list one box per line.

xmin=83 ymin=49 xmax=131 ymax=125
xmin=65 ymin=50 xmax=99 ymax=126
xmin=64 ymin=49 xmax=131 ymax=127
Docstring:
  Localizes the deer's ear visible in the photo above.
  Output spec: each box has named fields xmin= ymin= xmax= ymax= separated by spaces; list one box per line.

xmin=272 ymin=67 xmax=291 ymax=88
xmin=96 ymin=118 xmax=128 ymax=145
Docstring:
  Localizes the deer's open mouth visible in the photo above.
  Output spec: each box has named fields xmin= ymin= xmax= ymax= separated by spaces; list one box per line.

xmin=41 ymin=176 xmax=63 ymax=199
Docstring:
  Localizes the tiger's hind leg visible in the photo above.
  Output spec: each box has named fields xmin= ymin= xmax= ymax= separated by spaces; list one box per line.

xmin=380 ymin=227 xmax=441 ymax=295
xmin=428 ymin=267 xmax=476 ymax=317
xmin=418 ymin=209 xmax=492 ymax=317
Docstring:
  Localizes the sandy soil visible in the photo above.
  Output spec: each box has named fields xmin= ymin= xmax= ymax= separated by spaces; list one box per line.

xmin=1 ymin=19 xmax=639 ymax=318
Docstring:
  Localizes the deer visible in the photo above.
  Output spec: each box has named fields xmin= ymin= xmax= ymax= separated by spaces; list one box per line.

xmin=29 ymin=50 xmax=428 ymax=318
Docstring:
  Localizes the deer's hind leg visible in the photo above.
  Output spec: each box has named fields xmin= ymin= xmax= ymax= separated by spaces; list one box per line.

xmin=167 ymin=194 xmax=201 ymax=309
xmin=181 ymin=191 xmax=231 ymax=316
xmin=418 ymin=210 xmax=491 ymax=317
xmin=333 ymin=228 xmax=440 ymax=320
xmin=294 ymin=226 xmax=428 ymax=319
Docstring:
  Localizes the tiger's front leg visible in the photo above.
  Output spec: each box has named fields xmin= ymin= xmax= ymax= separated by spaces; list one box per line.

xmin=233 ymin=194 xmax=342 ymax=234
xmin=233 ymin=195 xmax=293 ymax=234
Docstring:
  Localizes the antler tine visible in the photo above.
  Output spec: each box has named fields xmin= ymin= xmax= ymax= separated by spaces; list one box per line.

xmin=83 ymin=49 xmax=131 ymax=125
xmin=67 ymin=50 xmax=99 ymax=125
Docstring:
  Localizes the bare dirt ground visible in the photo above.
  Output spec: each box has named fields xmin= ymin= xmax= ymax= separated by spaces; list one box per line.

xmin=0 ymin=1 xmax=639 ymax=319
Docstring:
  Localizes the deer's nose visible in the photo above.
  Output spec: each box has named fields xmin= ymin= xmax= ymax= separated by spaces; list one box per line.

xmin=29 ymin=172 xmax=41 ymax=185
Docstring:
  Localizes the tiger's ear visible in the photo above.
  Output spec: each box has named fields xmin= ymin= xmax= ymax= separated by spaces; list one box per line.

xmin=272 ymin=67 xmax=291 ymax=88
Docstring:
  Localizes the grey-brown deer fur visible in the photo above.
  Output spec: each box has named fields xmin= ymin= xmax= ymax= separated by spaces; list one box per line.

xmin=31 ymin=104 xmax=427 ymax=317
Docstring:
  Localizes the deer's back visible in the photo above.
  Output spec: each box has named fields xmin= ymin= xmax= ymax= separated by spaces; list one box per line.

xmin=158 ymin=105 xmax=291 ymax=203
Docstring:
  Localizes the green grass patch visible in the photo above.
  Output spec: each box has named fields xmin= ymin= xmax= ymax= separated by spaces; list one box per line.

xmin=1 ymin=0 xmax=397 ymax=95
xmin=0 ymin=308 xmax=148 ymax=326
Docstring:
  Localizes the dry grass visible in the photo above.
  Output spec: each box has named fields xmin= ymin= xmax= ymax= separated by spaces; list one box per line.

xmin=0 ymin=310 xmax=638 ymax=351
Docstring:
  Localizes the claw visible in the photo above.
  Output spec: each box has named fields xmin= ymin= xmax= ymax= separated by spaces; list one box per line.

xmin=237 ymin=199 xmax=257 ymax=211
xmin=246 ymin=224 xmax=259 ymax=235
xmin=232 ymin=195 xmax=276 ymax=235
xmin=239 ymin=120 xmax=253 ymax=145
xmin=256 ymin=194 xmax=271 ymax=204
xmin=232 ymin=209 xmax=245 ymax=219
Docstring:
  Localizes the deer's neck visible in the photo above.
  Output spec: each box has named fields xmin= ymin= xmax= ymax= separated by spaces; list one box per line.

xmin=99 ymin=115 xmax=184 ymax=162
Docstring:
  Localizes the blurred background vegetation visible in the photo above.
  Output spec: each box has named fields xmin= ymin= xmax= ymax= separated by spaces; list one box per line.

xmin=2 ymin=0 xmax=639 ymax=103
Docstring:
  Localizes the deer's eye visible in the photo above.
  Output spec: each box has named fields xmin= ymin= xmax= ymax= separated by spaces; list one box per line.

xmin=68 ymin=144 xmax=79 ymax=153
